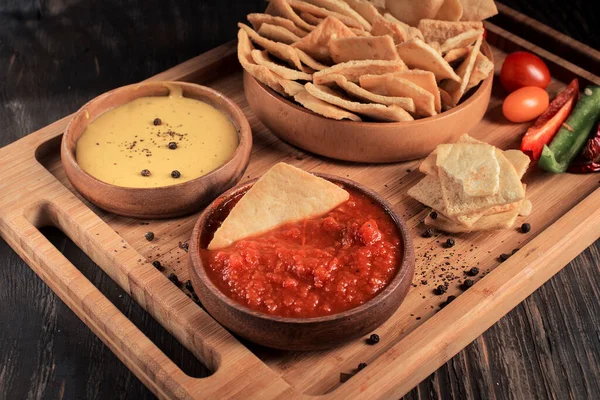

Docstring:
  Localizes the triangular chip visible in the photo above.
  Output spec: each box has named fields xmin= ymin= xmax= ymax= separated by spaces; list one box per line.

xmin=392 ymin=70 xmax=441 ymax=113
xmin=440 ymin=28 xmax=483 ymax=53
xmin=267 ymin=0 xmax=316 ymax=32
xmin=503 ymin=149 xmax=530 ymax=178
xmin=459 ymin=0 xmax=498 ymax=21
xmin=465 ymin=51 xmax=494 ymax=92
xmin=258 ymin=23 xmax=302 ymax=44
xmin=302 ymin=0 xmax=371 ymax=29
xmin=237 ymin=29 xmax=285 ymax=95
xmin=208 ymin=163 xmax=350 ymax=249
xmin=313 ymin=59 xmax=406 ymax=84
xmin=294 ymin=89 xmax=362 ymax=120
xmin=440 ymin=148 xmax=525 ymax=216
xmin=385 ymin=0 xmax=444 ymax=27
xmin=440 ymin=34 xmax=483 ymax=105
xmin=292 ymin=16 xmax=356 ymax=61
xmin=295 ymin=48 xmax=330 ymax=70
xmin=277 ymin=78 xmax=306 ymax=96
xmin=435 ymin=0 xmax=463 ymax=21
xmin=407 ymin=175 xmax=446 ymax=211
xmin=330 ymin=35 xmax=400 ymax=63
xmin=326 ymin=73 xmax=416 ymax=112
xmin=436 ymin=143 xmax=500 ymax=197
xmin=288 ymin=0 xmax=365 ymax=29
xmin=424 ymin=205 xmax=521 ymax=233
xmin=395 ymin=39 xmax=461 ymax=82
xmin=238 ymin=23 xmax=303 ymax=69
xmin=300 ymin=11 xmax=325 ymax=26
xmin=371 ymin=14 xmax=408 ymax=44
xmin=418 ymin=19 xmax=482 ymax=44
xmin=341 ymin=0 xmax=380 ymax=24
xmin=360 ymin=74 xmax=436 ymax=117
xmin=443 ymin=47 xmax=470 ymax=63
xmin=247 ymin=13 xmax=309 ymax=37
xmin=439 ymin=87 xmax=453 ymax=110
xmin=305 ymin=83 xmax=414 ymax=121
xmin=251 ymin=50 xmax=313 ymax=80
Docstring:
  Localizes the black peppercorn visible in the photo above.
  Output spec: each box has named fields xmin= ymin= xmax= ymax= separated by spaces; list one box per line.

xmin=445 ymin=238 xmax=455 ymax=248
xmin=467 ymin=267 xmax=479 ymax=276
xmin=462 ymin=279 xmax=474 ymax=290
xmin=499 ymin=253 xmax=511 ymax=262
xmin=168 ymin=273 xmax=179 ymax=285
xmin=153 ymin=118 xmax=162 ymax=126
xmin=185 ymin=280 xmax=194 ymax=291
xmin=446 ymin=295 xmax=456 ymax=303
xmin=367 ymin=334 xmax=380 ymax=345
xmin=171 ymin=170 xmax=181 ymax=178
xmin=357 ymin=362 xmax=368 ymax=371
xmin=168 ymin=141 xmax=177 ymax=150
xmin=430 ymin=211 xmax=438 ymax=220
xmin=141 ymin=169 xmax=151 ymax=177
xmin=520 ymin=223 xmax=531 ymax=233
xmin=152 ymin=260 xmax=162 ymax=270
xmin=434 ymin=285 xmax=447 ymax=295
xmin=145 ymin=231 xmax=154 ymax=241
xmin=512 ymin=248 xmax=520 ymax=255
xmin=422 ymin=228 xmax=434 ymax=238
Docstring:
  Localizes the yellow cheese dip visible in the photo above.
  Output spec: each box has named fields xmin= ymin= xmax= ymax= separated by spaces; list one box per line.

xmin=76 ymin=88 xmax=238 ymax=188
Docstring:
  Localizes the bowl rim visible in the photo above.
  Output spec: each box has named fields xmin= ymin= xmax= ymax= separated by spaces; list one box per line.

xmin=61 ymin=80 xmax=252 ymax=193
xmin=246 ymin=40 xmax=494 ymax=127
xmin=189 ymin=173 xmax=415 ymax=325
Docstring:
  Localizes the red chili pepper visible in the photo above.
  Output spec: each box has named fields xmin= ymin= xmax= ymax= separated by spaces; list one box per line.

xmin=568 ymin=122 xmax=600 ymax=173
xmin=521 ymin=79 xmax=579 ymax=160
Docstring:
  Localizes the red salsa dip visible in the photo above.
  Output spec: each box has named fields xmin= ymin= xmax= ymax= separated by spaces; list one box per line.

xmin=200 ymin=186 xmax=403 ymax=318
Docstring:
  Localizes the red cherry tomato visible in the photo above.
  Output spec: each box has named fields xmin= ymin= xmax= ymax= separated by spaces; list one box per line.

xmin=502 ymin=86 xmax=550 ymax=123
xmin=482 ymin=27 xmax=487 ymax=40
xmin=500 ymin=51 xmax=551 ymax=92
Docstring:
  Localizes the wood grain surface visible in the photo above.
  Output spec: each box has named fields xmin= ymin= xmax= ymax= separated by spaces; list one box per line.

xmin=0 ymin=1 xmax=598 ymax=399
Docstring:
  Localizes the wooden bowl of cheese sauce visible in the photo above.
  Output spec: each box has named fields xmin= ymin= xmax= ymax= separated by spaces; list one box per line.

xmin=189 ymin=163 xmax=415 ymax=350
xmin=62 ymin=81 xmax=252 ymax=218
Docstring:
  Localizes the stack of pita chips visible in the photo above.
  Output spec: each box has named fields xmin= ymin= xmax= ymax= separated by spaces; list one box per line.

xmin=237 ymin=0 xmax=495 ymax=122
xmin=408 ymin=135 xmax=533 ymax=233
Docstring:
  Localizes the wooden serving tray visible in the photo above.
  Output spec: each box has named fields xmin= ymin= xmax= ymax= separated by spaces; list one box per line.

xmin=1 ymin=9 xmax=599 ymax=400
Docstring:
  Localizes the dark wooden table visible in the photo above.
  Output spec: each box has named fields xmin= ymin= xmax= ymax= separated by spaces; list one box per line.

xmin=1 ymin=1 xmax=598 ymax=399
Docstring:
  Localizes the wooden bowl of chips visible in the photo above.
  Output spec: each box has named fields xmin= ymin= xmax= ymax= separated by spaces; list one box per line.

xmin=188 ymin=174 xmax=415 ymax=350
xmin=244 ymin=42 xmax=494 ymax=163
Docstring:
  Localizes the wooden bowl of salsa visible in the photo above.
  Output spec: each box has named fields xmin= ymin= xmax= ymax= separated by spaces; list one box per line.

xmin=188 ymin=174 xmax=415 ymax=350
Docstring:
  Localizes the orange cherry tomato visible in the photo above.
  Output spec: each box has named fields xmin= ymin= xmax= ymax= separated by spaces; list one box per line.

xmin=502 ymin=86 xmax=549 ymax=123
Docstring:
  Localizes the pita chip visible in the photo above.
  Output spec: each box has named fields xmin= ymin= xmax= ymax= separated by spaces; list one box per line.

xmin=465 ymin=51 xmax=494 ymax=92
xmin=251 ymin=50 xmax=313 ymax=80
xmin=247 ymin=13 xmax=309 ymax=37
xmin=385 ymin=0 xmax=444 ymax=26
xmin=326 ymin=73 xmax=416 ymax=112
xmin=435 ymin=0 xmax=463 ymax=21
xmin=444 ymin=47 xmax=470 ymax=63
xmin=300 ymin=11 xmax=368 ymax=36
xmin=277 ymin=79 xmax=306 ymax=96
xmin=519 ymin=199 xmax=533 ymax=216
xmin=440 ymin=34 xmax=483 ymax=105
xmin=396 ymin=39 xmax=461 ymax=82
xmin=440 ymin=28 xmax=483 ymax=53
xmin=258 ymin=23 xmax=302 ymax=44
xmin=330 ymin=35 xmax=400 ymax=63
xmin=392 ymin=70 xmax=441 ymax=113
xmin=237 ymin=29 xmax=285 ymax=95
xmin=296 ymin=48 xmax=329 ymax=70
xmin=288 ymin=0 xmax=365 ymax=29
xmin=459 ymin=0 xmax=498 ymax=21
xmin=302 ymin=0 xmax=372 ymax=29
xmin=314 ymin=59 xmax=406 ymax=84
xmin=208 ymin=163 xmax=350 ymax=250
xmin=371 ymin=14 xmax=408 ymax=44
xmin=424 ymin=205 xmax=521 ymax=233
xmin=360 ymin=74 xmax=436 ymax=117
xmin=292 ymin=16 xmax=356 ymax=61
xmin=300 ymin=11 xmax=324 ymax=26
xmin=418 ymin=19 xmax=483 ymax=44
xmin=294 ymin=89 xmax=362 ymax=120
xmin=268 ymin=0 xmax=316 ymax=32
xmin=305 ymin=83 xmax=414 ymax=121
xmin=238 ymin=23 xmax=303 ymax=69
xmin=341 ymin=0 xmax=381 ymax=24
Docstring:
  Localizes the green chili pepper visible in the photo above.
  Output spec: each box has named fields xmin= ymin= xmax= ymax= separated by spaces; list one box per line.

xmin=538 ymin=85 xmax=600 ymax=173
